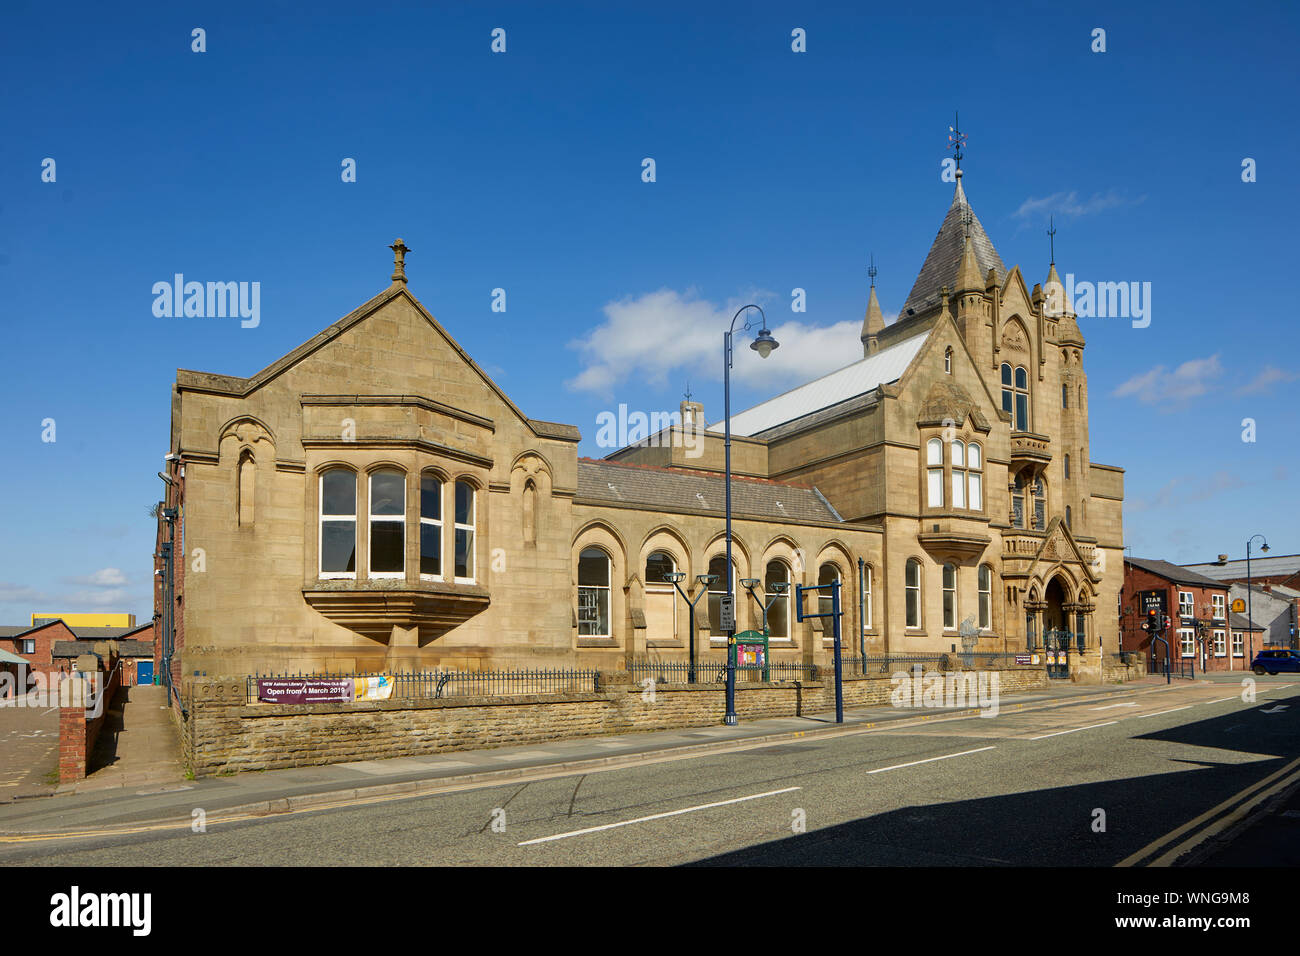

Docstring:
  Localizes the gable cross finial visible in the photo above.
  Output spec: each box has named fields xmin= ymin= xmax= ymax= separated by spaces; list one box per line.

xmin=389 ymin=238 xmax=411 ymax=285
xmin=1047 ymin=216 xmax=1057 ymax=265
xmin=684 ymin=380 xmax=693 ymax=403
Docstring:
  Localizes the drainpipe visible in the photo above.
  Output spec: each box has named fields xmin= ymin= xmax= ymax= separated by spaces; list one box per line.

xmin=157 ymin=470 xmax=186 ymax=718
xmin=857 ymin=557 xmax=866 ymax=660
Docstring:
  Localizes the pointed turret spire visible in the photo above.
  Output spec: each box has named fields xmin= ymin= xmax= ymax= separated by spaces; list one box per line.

xmin=901 ymin=175 xmax=1006 ymax=318
xmin=861 ymin=257 xmax=886 ymax=356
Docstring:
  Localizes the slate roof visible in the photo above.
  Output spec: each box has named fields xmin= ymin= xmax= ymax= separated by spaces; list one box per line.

xmin=707 ymin=332 xmax=929 ymax=438
xmin=1229 ymin=612 xmax=1265 ymax=631
xmin=1183 ymin=553 xmax=1300 ymax=581
xmin=64 ymin=624 xmax=154 ymax=641
xmin=576 ymin=459 xmax=841 ymax=524
xmin=900 ymin=178 xmax=1007 ymax=317
xmin=1126 ymin=556 xmax=1227 ymax=589
xmin=52 ymin=640 xmax=155 ymax=659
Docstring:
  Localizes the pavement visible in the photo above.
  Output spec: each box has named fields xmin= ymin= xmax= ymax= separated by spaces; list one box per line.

xmin=0 ymin=693 xmax=59 ymax=798
xmin=0 ymin=675 xmax=1196 ymax=830
xmin=63 ymin=684 xmax=187 ymax=795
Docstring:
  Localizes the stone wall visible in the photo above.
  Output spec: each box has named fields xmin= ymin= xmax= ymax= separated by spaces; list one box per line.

xmin=181 ymin=665 xmax=1048 ymax=776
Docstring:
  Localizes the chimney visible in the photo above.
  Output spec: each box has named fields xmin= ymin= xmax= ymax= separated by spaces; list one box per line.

xmin=1216 ymin=554 xmax=1228 ymax=564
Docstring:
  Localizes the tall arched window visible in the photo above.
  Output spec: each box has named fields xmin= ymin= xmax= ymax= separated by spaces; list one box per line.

xmin=951 ymin=440 xmax=966 ymax=508
xmin=1065 ymin=505 xmax=1072 ymax=529
xmin=369 ymin=469 xmax=405 ymax=578
xmin=707 ymin=555 xmax=733 ymax=636
xmin=927 ymin=437 xmax=943 ymax=507
xmin=978 ymin=564 xmax=992 ymax=630
xmin=320 ymin=469 xmax=357 ymax=578
xmin=420 ymin=473 xmax=442 ymax=579
xmin=1001 ymin=364 xmax=1030 ymax=431
xmin=577 ymin=547 xmax=610 ymax=638
xmin=818 ymin=562 xmax=841 ymax=619
xmin=1062 ymin=384 xmax=1069 ymax=408
xmin=905 ymin=558 xmax=922 ymax=629
xmin=238 ymin=450 xmax=256 ymax=527
xmin=765 ymin=560 xmax=790 ymax=638
xmin=1011 ymin=473 xmax=1026 ymax=529
xmin=454 ymin=481 xmax=475 ymax=581
xmin=1032 ymin=476 xmax=1047 ymax=530
xmin=942 ymin=563 xmax=957 ymax=630
xmin=523 ymin=479 xmax=537 ymax=545
xmin=644 ymin=550 xmax=677 ymax=642
xmin=1064 ymin=454 xmax=1071 ymax=479
xmin=944 ymin=347 xmax=952 ymax=373
xmin=967 ymin=442 xmax=982 ymax=510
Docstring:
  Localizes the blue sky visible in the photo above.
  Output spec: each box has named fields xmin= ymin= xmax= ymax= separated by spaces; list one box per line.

xmin=1 ymin=0 xmax=1297 ymax=623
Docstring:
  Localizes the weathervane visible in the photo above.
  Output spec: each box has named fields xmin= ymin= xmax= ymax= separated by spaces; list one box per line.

xmin=947 ymin=112 xmax=968 ymax=172
xmin=868 ymin=253 xmax=877 ymax=289
xmin=1048 ymin=216 xmax=1057 ymax=265
xmin=684 ymin=381 xmax=693 ymax=402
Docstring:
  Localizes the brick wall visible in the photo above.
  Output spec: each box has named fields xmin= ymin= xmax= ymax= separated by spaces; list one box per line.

xmin=180 ymin=665 xmax=1050 ymax=776
xmin=58 ymin=661 xmax=122 ymax=783
xmin=6 ymin=621 xmax=76 ymax=677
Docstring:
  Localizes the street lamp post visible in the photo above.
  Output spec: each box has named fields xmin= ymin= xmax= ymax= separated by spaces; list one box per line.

xmin=664 ymin=571 xmax=717 ymax=683
xmin=1246 ymin=534 xmax=1269 ymax=662
xmin=722 ymin=304 xmax=779 ymax=725
xmin=741 ymin=578 xmax=787 ymax=636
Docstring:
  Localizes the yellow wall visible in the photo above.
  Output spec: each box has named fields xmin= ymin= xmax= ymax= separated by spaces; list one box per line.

xmin=30 ymin=612 xmax=137 ymax=628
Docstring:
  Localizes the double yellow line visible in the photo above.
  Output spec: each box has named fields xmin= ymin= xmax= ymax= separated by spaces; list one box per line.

xmin=1117 ymin=755 xmax=1300 ymax=866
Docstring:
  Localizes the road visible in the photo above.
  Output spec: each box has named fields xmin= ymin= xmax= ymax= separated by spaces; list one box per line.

xmin=0 ymin=674 xmax=1296 ymax=866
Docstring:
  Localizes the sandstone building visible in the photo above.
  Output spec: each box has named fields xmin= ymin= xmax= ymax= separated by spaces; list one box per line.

xmin=156 ymin=171 xmax=1125 ymax=681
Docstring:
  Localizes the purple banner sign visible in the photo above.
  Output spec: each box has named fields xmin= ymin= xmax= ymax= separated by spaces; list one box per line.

xmin=257 ymin=677 xmax=353 ymax=704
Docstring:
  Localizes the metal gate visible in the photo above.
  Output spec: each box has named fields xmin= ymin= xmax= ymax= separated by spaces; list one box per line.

xmin=1043 ymin=629 xmax=1072 ymax=679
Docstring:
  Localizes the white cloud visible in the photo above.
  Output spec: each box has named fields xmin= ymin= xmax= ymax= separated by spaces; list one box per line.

xmin=1236 ymin=365 xmax=1297 ymax=395
xmin=1011 ymin=189 xmax=1142 ymax=225
xmin=71 ymin=568 xmax=129 ymax=588
xmin=1113 ymin=354 xmax=1222 ymax=409
xmin=567 ymin=288 xmax=886 ymax=398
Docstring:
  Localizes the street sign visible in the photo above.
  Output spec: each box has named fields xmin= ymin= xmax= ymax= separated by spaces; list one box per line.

xmin=719 ymin=594 xmax=735 ymax=631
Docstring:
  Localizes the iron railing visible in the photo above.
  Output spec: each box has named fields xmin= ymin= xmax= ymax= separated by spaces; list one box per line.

xmin=245 ymin=668 xmax=601 ymax=704
xmin=1147 ymin=656 xmax=1194 ymax=680
xmin=840 ymin=654 xmax=948 ymax=676
xmin=626 ymin=659 xmax=821 ymax=685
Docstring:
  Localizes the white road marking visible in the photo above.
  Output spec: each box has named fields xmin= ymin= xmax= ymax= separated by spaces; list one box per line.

xmin=1029 ymin=721 xmax=1118 ymax=740
xmin=866 ymin=746 xmax=995 ymax=773
xmin=1136 ymin=706 xmax=1192 ymax=719
xmin=1091 ymin=703 xmax=1140 ymax=710
xmin=1205 ymin=697 xmax=1238 ymax=704
xmin=517 ymin=786 xmax=802 ymax=845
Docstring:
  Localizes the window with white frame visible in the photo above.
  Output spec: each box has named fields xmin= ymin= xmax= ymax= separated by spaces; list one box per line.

xmin=766 ymin=560 xmax=790 ymax=639
xmin=1179 ymin=627 xmax=1195 ymax=658
xmin=319 ymin=469 xmax=357 ymax=578
xmin=454 ymin=481 xmax=475 ymax=581
xmin=944 ymin=347 xmax=952 ymax=373
xmin=369 ymin=469 xmax=405 ymax=578
xmin=818 ymin=562 xmax=841 ymax=620
xmin=577 ymin=547 xmax=610 ymax=637
xmin=420 ymin=473 xmax=442 ymax=579
xmin=1214 ymin=630 xmax=1226 ymax=656
xmin=978 ymin=564 xmax=992 ymax=630
xmin=905 ymin=558 xmax=922 ymax=629
xmin=1178 ymin=591 xmax=1194 ymax=620
xmin=21 ymin=639 xmax=34 ymax=655
xmin=707 ymin=555 xmax=733 ymax=636
xmin=952 ymin=440 xmax=966 ymax=508
xmin=1001 ymin=363 xmax=1030 ymax=431
xmin=926 ymin=438 xmax=943 ymax=507
xmin=1232 ymin=632 xmax=1244 ymax=656
xmin=863 ymin=564 xmax=873 ymax=632
xmin=942 ymin=563 xmax=957 ymax=630
xmin=967 ymin=442 xmax=982 ymax=510
xmin=1212 ymin=594 xmax=1225 ymax=620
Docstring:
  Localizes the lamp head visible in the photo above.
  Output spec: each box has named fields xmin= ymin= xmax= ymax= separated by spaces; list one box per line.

xmin=769 ymin=582 xmax=789 ymax=594
xmin=740 ymin=578 xmax=760 ymax=589
xmin=663 ymin=571 xmax=686 ymax=584
xmin=1262 ymin=543 xmax=1270 ymax=553
xmin=749 ymin=327 xmax=779 ymax=359
xmin=697 ymin=574 xmax=720 ymax=587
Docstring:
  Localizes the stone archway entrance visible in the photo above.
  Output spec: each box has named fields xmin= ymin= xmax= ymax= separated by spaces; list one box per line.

xmin=1043 ymin=577 xmax=1069 ymax=632
xmin=1042 ymin=576 xmax=1072 ymax=679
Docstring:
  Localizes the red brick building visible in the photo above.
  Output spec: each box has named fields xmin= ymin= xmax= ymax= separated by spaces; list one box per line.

xmin=0 ymin=620 xmax=78 ymax=678
xmin=1121 ymin=557 xmax=1238 ymax=673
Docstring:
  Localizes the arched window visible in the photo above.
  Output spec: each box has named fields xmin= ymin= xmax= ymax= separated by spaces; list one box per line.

xmin=942 ymin=563 xmax=957 ymax=630
xmin=454 ymin=481 xmax=475 ymax=581
xmin=927 ymin=437 xmax=944 ymax=507
xmin=707 ymin=555 xmax=733 ymax=636
xmin=1065 ymin=505 xmax=1072 ymax=529
xmin=420 ymin=473 xmax=442 ymax=579
xmin=1062 ymin=384 xmax=1069 ymax=409
xmin=237 ymin=450 xmax=255 ymax=527
xmin=577 ymin=547 xmax=610 ymax=638
xmin=863 ymin=564 xmax=873 ymax=632
xmin=369 ymin=469 xmax=405 ymax=578
xmin=944 ymin=347 xmax=952 ymax=374
xmin=523 ymin=479 xmax=536 ymax=544
xmin=765 ymin=560 xmax=790 ymax=638
xmin=978 ymin=564 xmax=992 ymax=630
xmin=644 ymin=550 xmax=677 ymax=642
xmin=967 ymin=442 xmax=982 ymax=510
xmin=1064 ymin=454 xmax=1071 ymax=480
xmin=1011 ymin=472 xmax=1026 ymax=529
xmin=1001 ymin=364 xmax=1030 ymax=431
xmin=319 ymin=468 xmax=357 ymax=578
xmin=818 ymin=562 xmax=841 ymax=619
xmin=905 ymin=558 xmax=922 ymax=629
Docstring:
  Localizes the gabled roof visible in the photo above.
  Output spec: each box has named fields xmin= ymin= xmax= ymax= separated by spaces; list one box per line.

xmin=901 ymin=178 xmax=1007 ymax=317
xmin=1184 ymin=553 xmax=1300 ymax=581
xmin=1126 ymin=556 xmax=1226 ymax=589
xmin=576 ymin=459 xmax=841 ymax=524
xmin=706 ymin=332 xmax=929 ymax=438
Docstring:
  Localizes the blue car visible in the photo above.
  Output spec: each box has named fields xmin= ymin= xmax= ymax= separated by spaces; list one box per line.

xmin=1250 ymin=649 xmax=1300 ymax=675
